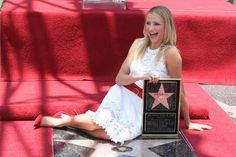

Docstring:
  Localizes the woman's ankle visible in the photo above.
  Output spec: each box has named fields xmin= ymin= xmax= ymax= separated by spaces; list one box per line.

xmin=40 ymin=116 xmax=65 ymax=127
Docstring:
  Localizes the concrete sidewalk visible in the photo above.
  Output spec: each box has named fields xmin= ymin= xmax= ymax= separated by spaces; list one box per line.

xmin=201 ymin=84 xmax=236 ymax=122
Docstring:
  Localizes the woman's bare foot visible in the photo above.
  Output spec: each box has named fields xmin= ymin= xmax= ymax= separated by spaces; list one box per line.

xmin=40 ymin=116 xmax=71 ymax=128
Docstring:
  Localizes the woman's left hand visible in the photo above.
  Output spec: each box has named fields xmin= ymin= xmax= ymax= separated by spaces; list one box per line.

xmin=188 ymin=122 xmax=212 ymax=131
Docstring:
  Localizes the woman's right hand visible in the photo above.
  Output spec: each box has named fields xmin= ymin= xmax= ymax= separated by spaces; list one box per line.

xmin=140 ymin=73 xmax=160 ymax=83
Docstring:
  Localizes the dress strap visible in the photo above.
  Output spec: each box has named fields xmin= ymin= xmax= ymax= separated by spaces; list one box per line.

xmin=124 ymin=83 xmax=142 ymax=98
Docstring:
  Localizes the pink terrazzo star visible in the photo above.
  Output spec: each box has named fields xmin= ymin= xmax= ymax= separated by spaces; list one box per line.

xmin=149 ymin=83 xmax=174 ymax=110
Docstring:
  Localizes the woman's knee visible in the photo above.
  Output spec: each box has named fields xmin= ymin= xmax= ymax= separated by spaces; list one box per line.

xmin=86 ymin=122 xmax=102 ymax=131
xmin=71 ymin=114 xmax=102 ymax=131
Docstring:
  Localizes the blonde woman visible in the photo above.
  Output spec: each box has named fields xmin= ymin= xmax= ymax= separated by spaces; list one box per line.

xmin=34 ymin=6 xmax=211 ymax=144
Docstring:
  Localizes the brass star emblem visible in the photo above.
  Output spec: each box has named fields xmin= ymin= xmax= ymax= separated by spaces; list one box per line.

xmin=149 ymin=83 xmax=174 ymax=110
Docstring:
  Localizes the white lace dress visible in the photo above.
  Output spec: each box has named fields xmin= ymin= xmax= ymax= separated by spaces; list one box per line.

xmin=86 ymin=47 xmax=170 ymax=144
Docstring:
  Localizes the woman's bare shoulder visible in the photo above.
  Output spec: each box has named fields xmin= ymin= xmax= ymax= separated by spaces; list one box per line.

xmin=165 ymin=46 xmax=182 ymax=62
xmin=165 ymin=45 xmax=179 ymax=54
xmin=133 ymin=37 xmax=144 ymax=46
xmin=129 ymin=38 xmax=144 ymax=54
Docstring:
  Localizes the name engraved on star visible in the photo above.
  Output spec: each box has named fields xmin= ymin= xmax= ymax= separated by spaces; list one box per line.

xmin=145 ymin=113 xmax=176 ymax=132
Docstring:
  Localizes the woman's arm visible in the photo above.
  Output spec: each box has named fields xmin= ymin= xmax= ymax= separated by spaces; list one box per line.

xmin=164 ymin=47 xmax=191 ymax=126
xmin=165 ymin=46 xmax=211 ymax=130
xmin=115 ymin=39 xmax=159 ymax=85
xmin=115 ymin=39 xmax=143 ymax=85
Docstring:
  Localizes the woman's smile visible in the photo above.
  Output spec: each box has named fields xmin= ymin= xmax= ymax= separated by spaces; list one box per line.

xmin=145 ymin=13 xmax=164 ymax=48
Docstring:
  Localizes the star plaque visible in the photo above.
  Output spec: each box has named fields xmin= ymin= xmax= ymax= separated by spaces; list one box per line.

xmin=142 ymin=79 xmax=181 ymax=138
xmin=149 ymin=84 xmax=174 ymax=110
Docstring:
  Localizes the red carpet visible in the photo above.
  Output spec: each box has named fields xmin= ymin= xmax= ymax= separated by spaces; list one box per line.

xmin=0 ymin=121 xmax=53 ymax=157
xmin=0 ymin=81 xmax=235 ymax=157
xmin=1 ymin=0 xmax=236 ymax=157
xmin=180 ymin=84 xmax=236 ymax=157
xmin=1 ymin=0 xmax=236 ymax=84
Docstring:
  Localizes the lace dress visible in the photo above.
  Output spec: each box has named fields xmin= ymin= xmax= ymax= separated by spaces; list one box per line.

xmin=86 ymin=47 xmax=170 ymax=144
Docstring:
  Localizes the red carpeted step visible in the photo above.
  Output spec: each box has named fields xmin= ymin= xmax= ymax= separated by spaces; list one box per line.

xmin=0 ymin=121 xmax=53 ymax=157
xmin=0 ymin=80 xmax=113 ymax=120
xmin=1 ymin=0 xmax=236 ymax=84
xmin=0 ymin=80 xmax=210 ymax=120
xmin=127 ymin=0 xmax=236 ymax=15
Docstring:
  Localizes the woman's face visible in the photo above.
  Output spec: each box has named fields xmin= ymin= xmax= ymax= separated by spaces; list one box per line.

xmin=144 ymin=12 xmax=164 ymax=48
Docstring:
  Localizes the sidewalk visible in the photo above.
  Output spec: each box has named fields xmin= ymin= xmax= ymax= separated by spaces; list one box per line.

xmin=201 ymin=84 xmax=236 ymax=122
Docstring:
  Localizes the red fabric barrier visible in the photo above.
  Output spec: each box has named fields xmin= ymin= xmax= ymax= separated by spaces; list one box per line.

xmin=1 ymin=0 xmax=236 ymax=84
xmin=0 ymin=80 xmax=208 ymax=120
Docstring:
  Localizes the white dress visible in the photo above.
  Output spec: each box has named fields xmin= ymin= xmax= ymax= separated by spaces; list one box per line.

xmin=86 ymin=47 xmax=170 ymax=144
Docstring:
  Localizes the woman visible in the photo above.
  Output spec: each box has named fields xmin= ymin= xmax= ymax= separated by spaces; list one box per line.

xmin=34 ymin=6 xmax=211 ymax=144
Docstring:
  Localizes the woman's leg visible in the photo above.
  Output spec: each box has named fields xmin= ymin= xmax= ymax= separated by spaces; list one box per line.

xmin=40 ymin=113 xmax=110 ymax=140
xmin=81 ymin=129 xmax=110 ymax=140
xmin=41 ymin=113 xmax=103 ymax=131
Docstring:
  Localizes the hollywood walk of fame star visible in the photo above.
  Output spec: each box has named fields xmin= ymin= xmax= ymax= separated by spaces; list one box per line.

xmin=149 ymin=83 xmax=174 ymax=110
xmin=54 ymin=136 xmax=182 ymax=157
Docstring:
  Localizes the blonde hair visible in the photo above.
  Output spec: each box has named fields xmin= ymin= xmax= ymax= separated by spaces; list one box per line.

xmin=134 ymin=6 xmax=176 ymax=61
